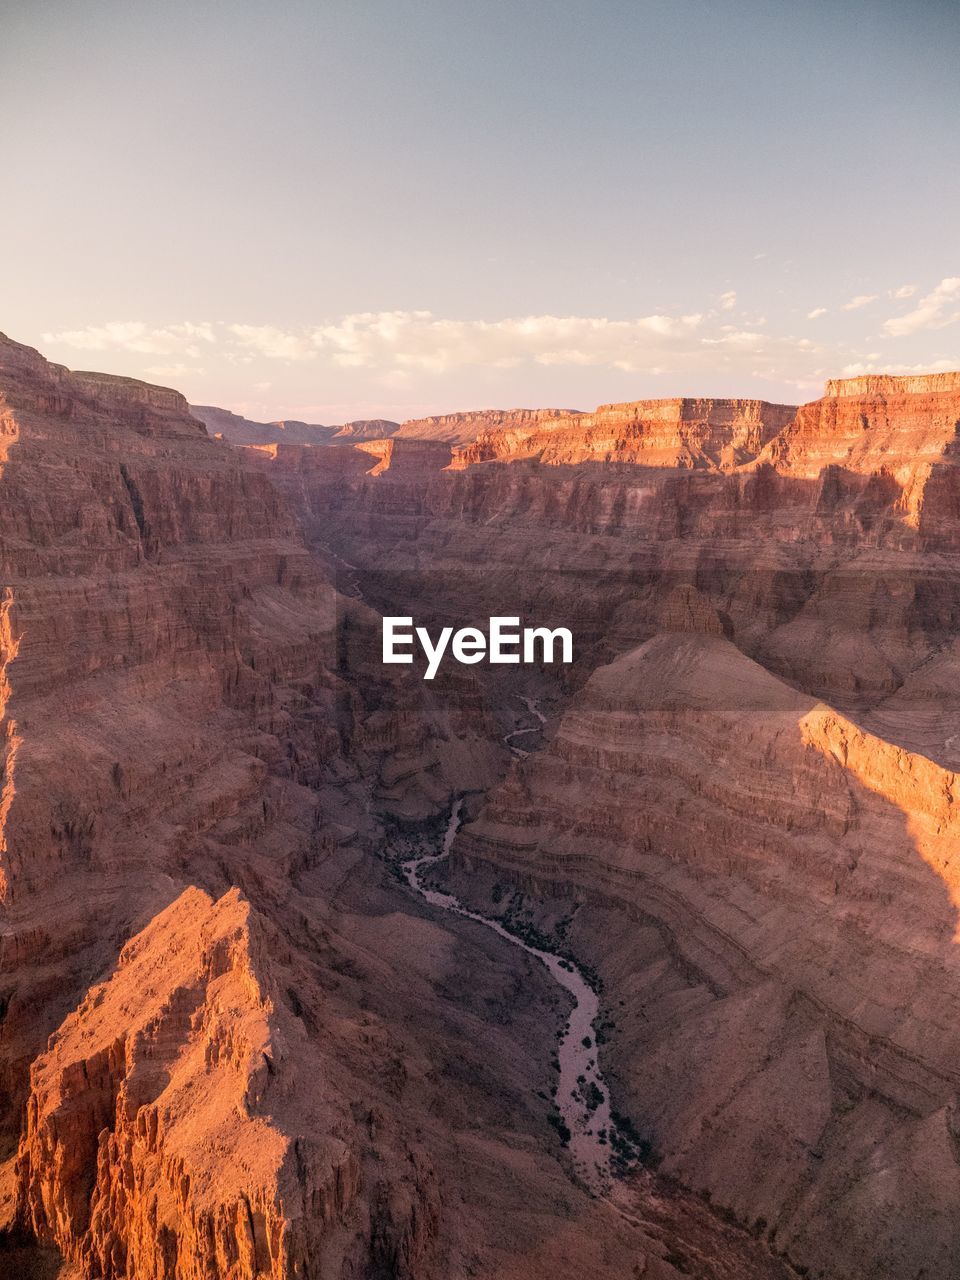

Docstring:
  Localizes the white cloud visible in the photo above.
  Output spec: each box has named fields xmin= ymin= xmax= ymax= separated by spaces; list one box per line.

xmin=33 ymin=308 xmax=835 ymax=388
xmin=228 ymin=324 xmax=314 ymax=360
xmin=144 ymin=362 xmax=197 ymax=379
xmin=701 ymin=330 xmax=766 ymax=350
xmin=843 ymin=294 xmax=878 ymax=311
xmin=893 ymin=284 xmax=917 ymax=299
xmin=841 ymin=358 xmax=958 ymax=377
xmin=231 ymin=310 xmax=713 ymax=376
xmin=718 ymin=291 xmax=737 ymax=311
xmin=44 ymin=302 xmax=957 ymax=395
xmin=42 ymin=321 xmax=215 ymax=357
xmin=883 ymin=277 xmax=960 ymax=337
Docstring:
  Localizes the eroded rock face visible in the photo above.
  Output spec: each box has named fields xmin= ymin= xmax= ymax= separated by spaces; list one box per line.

xmin=266 ymin=373 xmax=960 ymax=740
xmin=16 ymin=887 xmax=362 ymax=1280
xmin=452 ymin=397 xmax=795 ymax=469
xmin=450 ymin=632 xmax=960 ymax=1280
xmin=0 ymin=334 xmax=503 ymax=1278
xmin=240 ymin=367 xmax=960 ymax=1278
xmin=9 ymin=339 xmax=960 ymax=1280
xmin=394 ymin=406 xmax=582 ymax=444
xmin=189 ymin=404 xmax=401 ymax=448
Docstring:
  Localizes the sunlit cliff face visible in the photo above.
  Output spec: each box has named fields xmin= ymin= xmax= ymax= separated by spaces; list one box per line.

xmin=6 ymin=331 xmax=960 ymax=1280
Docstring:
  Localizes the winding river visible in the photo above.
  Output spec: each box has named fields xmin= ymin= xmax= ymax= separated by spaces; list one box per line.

xmin=402 ymin=794 xmax=614 ymax=1193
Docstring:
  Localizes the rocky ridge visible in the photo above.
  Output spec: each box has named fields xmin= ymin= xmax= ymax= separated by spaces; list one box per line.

xmin=189 ymin=404 xmax=400 ymax=448
xmin=2 ymin=333 xmax=791 ymax=1280
xmin=246 ymin=366 xmax=960 ymax=1279
xmin=447 ymin=630 xmax=960 ymax=1279
xmin=7 ymin=334 xmax=960 ymax=1278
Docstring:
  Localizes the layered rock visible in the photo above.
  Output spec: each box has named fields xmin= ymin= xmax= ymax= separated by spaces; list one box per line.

xmin=394 ymin=406 xmax=581 ymax=444
xmin=0 ymin=334 xmax=503 ymax=1277
xmin=239 ymin=368 xmax=960 ymax=1278
xmin=5 ymin=333 xmax=719 ymax=1280
xmin=254 ymin=374 xmax=960 ymax=752
xmin=762 ymin=372 xmax=960 ymax=549
xmin=16 ymin=887 xmax=362 ymax=1280
xmin=9 ymin=337 xmax=960 ymax=1279
xmin=189 ymin=404 xmax=400 ymax=448
xmin=453 ymin=397 xmax=795 ymax=469
xmin=450 ymin=631 xmax=960 ymax=1280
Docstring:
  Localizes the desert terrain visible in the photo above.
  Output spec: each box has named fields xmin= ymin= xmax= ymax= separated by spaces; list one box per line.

xmin=4 ymin=330 xmax=960 ymax=1278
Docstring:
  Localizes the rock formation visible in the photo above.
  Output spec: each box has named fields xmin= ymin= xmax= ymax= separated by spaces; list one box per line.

xmin=189 ymin=404 xmax=401 ymax=448
xmin=448 ymin=630 xmax=960 ymax=1280
xmin=16 ymin=887 xmax=362 ymax=1280
xmin=6 ymin=333 xmax=960 ymax=1279
xmin=239 ymin=367 xmax=960 ymax=1278
xmin=394 ymin=407 xmax=583 ymax=444
xmin=451 ymin=397 xmax=795 ymax=469
xmin=4 ymin=333 xmax=802 ymax=1279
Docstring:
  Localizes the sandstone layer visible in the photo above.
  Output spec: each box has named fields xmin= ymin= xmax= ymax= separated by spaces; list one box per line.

xmin=241 ymin=367 xmax=960 ymax=1279
xmin=448 ymin=630 xmax=960 ymax=1279
xmin=393 ymin=406 xmax=583 ymax=445
xmin=451 ymin=396 xmax=795 ymax=469
xmin=8 ymin=335 xmax=960 ymax=1279
xmin=1 ymin=333 xmax=795 ymax=1279
xmin=189 ymin=405 xmax=400 ymax=449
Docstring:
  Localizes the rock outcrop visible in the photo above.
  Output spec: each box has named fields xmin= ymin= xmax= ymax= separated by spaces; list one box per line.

xmin=189 ymin=404 xmax=400 ymax=448
xmin=16 ymin=887 xmax=361 ymax=1280
xmin=394 ymin=407 xmax=582 ymax=444
xmin=452 ymin=397 xmax=795 ymax=469
xmin=9 ymin=335 xmax=960 ymax=1280
xmin=449 ymin=632 xmax=960 ymax=1280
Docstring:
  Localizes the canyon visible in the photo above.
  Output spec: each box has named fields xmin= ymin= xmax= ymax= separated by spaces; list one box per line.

xmin=4 ymin=331 xmax=960 ymax=1279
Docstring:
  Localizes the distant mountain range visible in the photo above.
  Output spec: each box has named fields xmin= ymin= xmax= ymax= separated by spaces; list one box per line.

xmin=190 ymin=402 xmax=584 ymax=446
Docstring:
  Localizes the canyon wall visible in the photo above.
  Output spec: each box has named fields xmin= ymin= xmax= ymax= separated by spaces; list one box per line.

xmin=452 ymin=397 xmax=796 ymax=469
xmin=8 ymin=340 xmax=960 ymax=1279
xmin=247 ymin=368 xmax=960 ymax=1279
xmin=394 ymin=406 xmax=582 ymax=444
xmin=266 ymin=375 xmax=960 ymax=753
xmin=0 ymin=335 xmax=575 ymax=1280
xmin=448 ymin=629 xmax=960 ymax=1280
xmin=189 ymin=404 xmax=401 ymax=448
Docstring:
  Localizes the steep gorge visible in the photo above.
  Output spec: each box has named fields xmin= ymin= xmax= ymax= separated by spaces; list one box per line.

xmin=6 ymin=336 xmax=960 ymax=1278
xmin=245 ymin=370 xmax=960 ymax=1279
xmin=0 ymin=334 xmax=799 ymax=1279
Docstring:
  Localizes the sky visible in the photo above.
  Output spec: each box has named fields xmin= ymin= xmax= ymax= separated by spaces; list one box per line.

xmin=2 ymin=0 xmax=959 ymax=422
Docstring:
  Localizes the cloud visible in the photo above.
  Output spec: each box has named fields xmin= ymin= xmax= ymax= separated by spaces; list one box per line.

xmin=840 ymin=358 xmax=958 ymax=377
xmin=718 ymin=291 xmax=737 ymax=311
xmin=701 ymin=330 xmax=767 ymax=350
xmin=227 ymin=324 xmax=315 ymax=361
xmin=883 ymin=277 xmax=960 ymax=337
xmin=144 ymin=362 xmax=197 ymax=379
xmin=229 ymin=310 xmax=714 ymax=375
xmin=807 ymin=307 xmax=828 ymax=320
xmin=42 ymin=321 xmax=215 ymax=357
xmin=843 ymin=294 xmax=878 ymax=311
xmin=36 ymin=308 xmax=837 ymax=388
xmin=893 ymin=284 xmax=917 ymax=299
